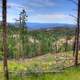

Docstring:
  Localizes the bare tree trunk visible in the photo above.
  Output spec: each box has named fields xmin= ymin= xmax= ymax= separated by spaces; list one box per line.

xmin=55 ymin=43 xmax=58 ymax=53
xmin=75 ymin=0 xmax=80 ymax=66
xmin=73 ymin=27 xmax=77 ymax=56
xmin=65 ymin=37 xmax=68 ymax=52
xmin=2 ymin=0 xmax=9 ymax=79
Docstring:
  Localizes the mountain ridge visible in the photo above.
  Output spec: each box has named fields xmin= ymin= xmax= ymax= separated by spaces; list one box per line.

xmin=7 ymin=22 xmax=76 ymax=31
xmin=27 ymin=23 xmax=76 ymax=30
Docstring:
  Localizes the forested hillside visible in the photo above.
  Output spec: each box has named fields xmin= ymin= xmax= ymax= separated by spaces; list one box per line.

xmin=0 ymin=24 xmax=75 ymax=60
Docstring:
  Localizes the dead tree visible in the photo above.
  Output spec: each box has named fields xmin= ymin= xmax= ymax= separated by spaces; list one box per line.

xmin=2 ymin=0 xmax=9 ymax=80
xmin=75 ymin=0 xmax=80 ymax=66
xmin=73 ymin=27 xmax=77 ymax=56
xmin=68 ymin=0 xmax=80 ymax=66
xmin=15 ymin=9 xmax=28 ymax=59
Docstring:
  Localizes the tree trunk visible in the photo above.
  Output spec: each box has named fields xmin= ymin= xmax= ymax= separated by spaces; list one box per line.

xmin=75 ymin=0 xmax=80 ymax=66
xmin=2 ymin=0 xmax=9 ymax=79
xmin=65 ymin=37 xmax=68 ymax=52
xmin=73 ymin=27 xmax=76 ymax=56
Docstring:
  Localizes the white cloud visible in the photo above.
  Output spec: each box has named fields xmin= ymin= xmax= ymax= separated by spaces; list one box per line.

xmin=6 ymin=2 xmax=33 ymax=13
xmin=0 ymin=0 xmax=56 ymax=14
xmin=29 ymin=13 xmax=75 ymax=23
xmin=24 ymin=0 xmax=56 ymax=8
xmin=7 ymin=3 xmax=26 ymax=10
xmin=0 ymin=1 xmax=32 ymax=12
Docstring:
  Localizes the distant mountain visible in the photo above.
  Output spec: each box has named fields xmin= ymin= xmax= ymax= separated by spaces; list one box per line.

xmin=7 ymin=22 xmax=76 ymax=31
xmin=27 ymin=23 xmax=76 ymax=30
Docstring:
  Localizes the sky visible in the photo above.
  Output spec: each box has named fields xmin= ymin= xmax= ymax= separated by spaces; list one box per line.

xmin=0 ymin=0 xmax=77 ymax=24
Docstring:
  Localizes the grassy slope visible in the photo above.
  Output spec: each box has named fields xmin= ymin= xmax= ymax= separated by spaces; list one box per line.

xmin=21 ymin=67 xmax=80 ymax=80
xmin=0 ymin=52 xmax=77 ymax=72
xmin=0 ymin=52 xmax=80 ymax=80
xmin=1 ymin=66 xmax=80 ymax=80
xmin=29 ymin=67 xmax=80 ymax=80
xmin=0 ymin=52 xmax=74 ymax=72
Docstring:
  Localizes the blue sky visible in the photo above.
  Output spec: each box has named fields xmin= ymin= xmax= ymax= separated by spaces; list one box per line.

xmin=0 ymin=0 xmax=77 ymax=24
